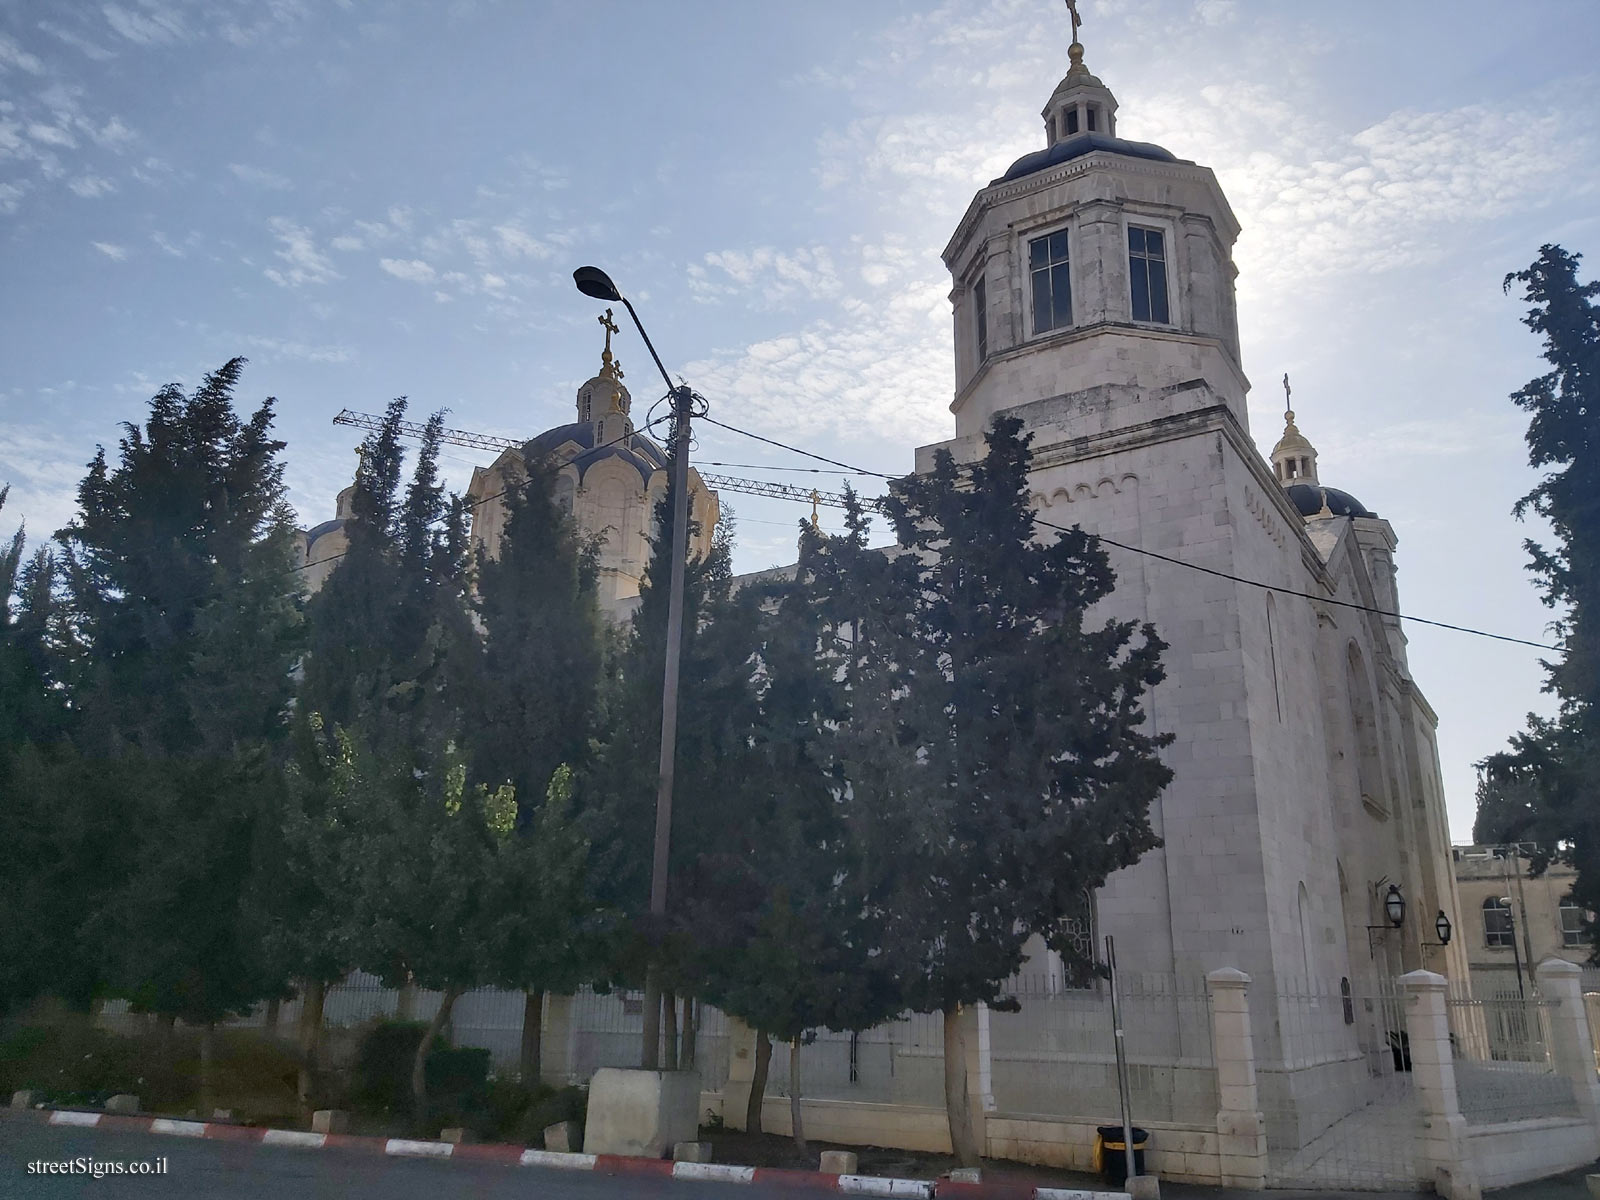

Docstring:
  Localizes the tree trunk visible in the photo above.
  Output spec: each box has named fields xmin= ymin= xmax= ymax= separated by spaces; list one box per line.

xmin=681 ymin=997 xmax=696 ymax=1069
xmin=519 ymin=989 xmax=545 ymax=1084
xmin=297 ymin=979 xmax=327 ymax=1108
xmin=264 ymin=997 xmax=280 ymax=1036
xmin=199 ymin=1023 xmax=216 ymax=1118
xmin=943 ymin=1005 xmax=980 ymax=1167
xmin=663 ymin=991 xmax=679 ymax=1070
xmin=746 ymin=1030 xmax=771 ymax=1135
xmin=788 ymin=1037 xmax=807 ymax=1153
xmin=397 ymin=977 xmax=417 ymax=1021
xmin=411 ymin=987 xmax=461 ymax=1125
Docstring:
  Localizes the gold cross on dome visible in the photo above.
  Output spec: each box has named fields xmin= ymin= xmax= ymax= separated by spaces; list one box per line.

xmin=1065 ymin=0 xmax=1083 ymax=44
xmin=599 ymin=308 xmax=619 ymax=355
xmin=1282 ymin=372 xmax=1292 ymax=415
xmin=810 ymin=489 xmax=821 ymax=529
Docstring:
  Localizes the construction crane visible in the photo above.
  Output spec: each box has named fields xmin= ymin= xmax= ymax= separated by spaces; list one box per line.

xmin=331 ymin=408 xmax=886 ymax=517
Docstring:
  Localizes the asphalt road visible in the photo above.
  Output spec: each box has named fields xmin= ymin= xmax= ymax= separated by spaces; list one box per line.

xmin=0 ymin=1121 xmax=717 ymax=1200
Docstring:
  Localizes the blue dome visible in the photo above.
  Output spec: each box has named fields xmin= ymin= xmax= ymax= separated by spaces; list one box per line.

xmin=523 ymin=422 xmax=668 ymax=486
xmin=994 ymin=132 xmax=1188 ymax=185
xmin=1286 ymin=483 xmax=1375 ymax=519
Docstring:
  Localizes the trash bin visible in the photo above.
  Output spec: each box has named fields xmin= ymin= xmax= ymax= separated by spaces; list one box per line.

xmin=1094 ymin=1125 xmax=1148 ymax=1185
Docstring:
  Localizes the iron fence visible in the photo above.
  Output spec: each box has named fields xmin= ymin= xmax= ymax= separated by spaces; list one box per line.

xmin=1446 ymin=985 xmax=1578 ymax=1125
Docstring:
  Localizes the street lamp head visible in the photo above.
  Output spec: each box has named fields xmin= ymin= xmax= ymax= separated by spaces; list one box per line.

xmin=573 ymin=266 xmax=623 ymax=302
xmin=1384 ymin=883 xmax=1405 ymax=929
xmin=1436 ymin=909 xmax=1452 ymax=946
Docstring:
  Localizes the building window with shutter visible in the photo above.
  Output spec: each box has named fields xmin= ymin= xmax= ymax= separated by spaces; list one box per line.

xmin=1561 ymin=901 xmax=1588 ymax=947
xmin=1483 ymin=896 xmax=1514 ymax=948
xmin=1128 ymin=225 xmax=1170 ymax=324
xmin=1029 ymin=230 xmax=1072 ymax=335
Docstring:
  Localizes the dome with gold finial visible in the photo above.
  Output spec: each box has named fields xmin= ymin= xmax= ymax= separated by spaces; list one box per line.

xmin=1270 ymin=375 xmax=1375 ymax=519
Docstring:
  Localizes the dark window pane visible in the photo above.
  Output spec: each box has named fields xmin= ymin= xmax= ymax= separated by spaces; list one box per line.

xmin=1086 ymin=107 xmax=1097 ymax=131
xmin=1052 ymin=262 xmax=1072 ymax=327
xmin=1066 ymin=109 xmax=1079 ymax=135
xmin=1145 ymin=228 xmax=1165 ymax=260
xmin=1128 ymin=226 xmax=1145 ymax=254
xmin=1049 ymin=230 xmax=1068 ymax=261
xmin=974 ymin=279 xmax=987 ymax=359
xmin=1149 ymin=261 xmax=1169 ymax=323
xmin=1130 ymin=261 xmax=1150 ymax=322
xmin=1033 ymin=270 xmax=1052 ymax=334
xmin=1030 ymin=237 xmax=1048 ymax=270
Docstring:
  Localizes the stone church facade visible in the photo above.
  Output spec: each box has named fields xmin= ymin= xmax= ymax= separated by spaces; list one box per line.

xmin=922 ymin=40 xmax=1470 ymax=1004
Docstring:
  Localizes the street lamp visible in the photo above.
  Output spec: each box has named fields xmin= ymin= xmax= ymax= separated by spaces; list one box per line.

xmin=1435 ymin=910 xmax=1452 ymax=946
xmin=1498 ymin=895 xmax=1527 ymax=999
xmin=1366 ymin=882 xmax=1407 ymax=958
xmin=573 ymin=264 xmax=699 ymax=1071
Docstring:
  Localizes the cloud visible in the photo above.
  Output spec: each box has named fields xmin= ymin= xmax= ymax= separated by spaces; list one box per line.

xmin=229 ymin=162 xmax=292 ymax=190
xmin=92 ymin=241 xmax=127 ymax=260
xmin=0 ymin=35 xmax=46 ymax=74
xmin=688 ymin=246 xmax=843 ymax=307
xmin=379 ymin=257 xmax=436 ymax=283
xmin=102 ymin=3 xmax=188 ymax=46
xmin=244 ymin=334 xmax=354 ymax=364
xmin=0 ymin=182 xmax=25 ymax=213
xmin=329 ymin=234 xmax=363 ymax=251
xmin=38 ymin=21 xmax=118 ymax=61
xmin=263 ymin=217 xmax=339 ymax=287
xmin=27 ymin=124 xmax=77 ymax=149
xmin=68 ymin=174 xmax=116 ymax=197
xmin=494 ymin=222 xmax=550 ymax=259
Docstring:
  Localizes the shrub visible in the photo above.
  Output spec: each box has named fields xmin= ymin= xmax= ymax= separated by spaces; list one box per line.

xmin=348 ymin=1021 xmax=492 ymax=1121
xmin=516 ymin=1083 xmax=587 ymax=1148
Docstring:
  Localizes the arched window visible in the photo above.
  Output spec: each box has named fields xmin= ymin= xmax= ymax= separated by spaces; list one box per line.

xmin=1560 ymin=900 xmax=1588 ymax=947
xmin=1483 ymin=897 xmax=1514 ymax=948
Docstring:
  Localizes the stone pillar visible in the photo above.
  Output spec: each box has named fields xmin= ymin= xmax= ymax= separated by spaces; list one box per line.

xmin=542 ymin=994 xmax=577 ymax=1084
xmin=721 ymin=1017 xmax=758 ymax=1132
xmin=959 ymin=1003 xmax=996 ymax=1153
xmin=1534 ymin=958 xmax=1600 ymax=1122
xmin=1400 ymin=970 xmax=1479 ymax=1200
xmin=1207 ymin=968 xmax=1266 ymax=1189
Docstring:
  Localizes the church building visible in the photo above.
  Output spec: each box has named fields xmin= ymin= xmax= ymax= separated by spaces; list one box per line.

xmin=920 ymin=33 xmax=1469 ymax=1003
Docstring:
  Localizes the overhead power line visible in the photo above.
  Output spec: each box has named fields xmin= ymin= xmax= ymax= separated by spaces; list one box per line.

xmin=698 ymin=416 xmax=1563 ymax=654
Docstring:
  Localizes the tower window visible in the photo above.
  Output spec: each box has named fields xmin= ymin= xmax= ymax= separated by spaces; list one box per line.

xmin=1128 ymin=226 xmax=1170 ymax=324
xmin=1065 ymin=109 xmax=1079 ymax=135
xmin=1029 ymin=230 xmax=1072 ymax=335
xmin=974 ymin=276 xmax=988 ymax=362
xmin=1086 ymin=106 xmax=1097 ymax=132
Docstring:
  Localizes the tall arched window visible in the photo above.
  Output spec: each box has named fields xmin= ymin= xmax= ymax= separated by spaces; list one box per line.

xmin=1483 ymin=897 xmax=1514 ymax=948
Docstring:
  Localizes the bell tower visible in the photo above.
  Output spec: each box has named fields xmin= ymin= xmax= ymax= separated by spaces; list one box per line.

xmin=942 ymin=11 xmax=1247 ymax=443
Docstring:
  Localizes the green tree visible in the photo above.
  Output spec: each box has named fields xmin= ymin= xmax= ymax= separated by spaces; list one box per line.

xmin=472 ymin=452 xmax=613 ymax=1079
xmin=50 ymin=360 xmax=303 ymax=1108
xmin=1478 ymin=245 xmax=1600 ymax=948
xmin=857 ymin=416 xmax=1172 ymax=1165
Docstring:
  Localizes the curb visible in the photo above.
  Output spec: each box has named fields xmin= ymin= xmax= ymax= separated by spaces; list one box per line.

xmin=10 ymin=1107 xmax=1131 ymax=1200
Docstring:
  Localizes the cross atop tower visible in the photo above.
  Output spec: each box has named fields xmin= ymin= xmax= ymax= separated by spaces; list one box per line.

xmin=599 ymin=308 xmax=619 ymax=355
xmin=1282 ymin=372 xmax=1293 ymax=420
xmin=1065 ymin=0 xmax=1083 ymax=47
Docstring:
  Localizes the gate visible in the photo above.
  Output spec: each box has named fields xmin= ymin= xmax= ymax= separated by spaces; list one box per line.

xmin=1256 ymin=975 xmax=1422 ymax=1191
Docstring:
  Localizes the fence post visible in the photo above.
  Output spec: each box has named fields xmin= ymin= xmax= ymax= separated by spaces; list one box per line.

xmin=721 ymin=1017 xmax=758 ymax=1131
xmin=1400 ymin=970 xmax=1479 ymax=1200
xmin=1206 ymin=968 xmax=1266 ymax=1189
xmin=542 ymin=994 xmax=576 ymax=1084
xmin=958 ymin=1002 xmax=996 ymax=1153
xmin=1533 ymin=958 xmax=1600 ymax=1121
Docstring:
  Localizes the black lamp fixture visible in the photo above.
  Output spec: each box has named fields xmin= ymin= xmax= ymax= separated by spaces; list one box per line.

xmin=1384 ymin=883 xmax=1406 ymax=928
xmin=573 ymin=266 xmax=622 ymax=303
xmin=1434 ymin=909 xmax=1452 ymax=946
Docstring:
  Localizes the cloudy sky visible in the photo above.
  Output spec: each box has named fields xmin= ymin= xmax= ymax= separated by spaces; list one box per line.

xmin=2 ymin=0 xmax=1597 ymax=842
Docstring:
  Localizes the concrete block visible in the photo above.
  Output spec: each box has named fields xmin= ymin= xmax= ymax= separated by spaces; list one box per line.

xmin=1585 ymin=1174 xmax=1600 ymax=1199
xmin=673 ymin=1141 xmax=712 ymax=1163
xmin=311 ymin=1109 xmax=349 ymax=1134
xmin=439 ymin=1127 xmax=468 ymax=1144
xmin=1435 ymin=1166 xmax=1482 ymax=1200
xmin=211 ymin=1109 xmax=232 ymax=1122
xmin=105 ymin=1095 xmax=140 ymax=1115
xmin=948 ymin=1167 xmax=982 ymax=1182
xmin=10 ymin=1090 xmax=37 ymax=1110
xmin=544 ymin=1120 xmax=581 ymax=1153
xmin=583 ymin=1067 xmax=699 ymax=1159
xmin=1127 ymin=1175 xmax=1161 ymax=1200
xmin=820 ymin=1150 xmax=858 ymax=1174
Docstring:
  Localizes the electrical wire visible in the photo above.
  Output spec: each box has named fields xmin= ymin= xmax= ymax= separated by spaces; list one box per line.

xmin=696 ymin=416 xmax=1563 ymax=653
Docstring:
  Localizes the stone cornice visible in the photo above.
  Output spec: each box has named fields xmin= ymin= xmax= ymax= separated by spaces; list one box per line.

xmin=944 ymin=152 xmax=1240 ymax=267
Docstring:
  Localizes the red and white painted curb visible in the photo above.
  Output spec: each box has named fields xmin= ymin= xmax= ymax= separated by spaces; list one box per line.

xmin=16 ymin=1108 xmax=1129 ymax=1200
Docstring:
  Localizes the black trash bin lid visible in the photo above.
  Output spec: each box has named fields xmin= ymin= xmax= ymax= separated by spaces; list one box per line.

xmin=1095 ymin=1125 xmax=1149 ymax=1143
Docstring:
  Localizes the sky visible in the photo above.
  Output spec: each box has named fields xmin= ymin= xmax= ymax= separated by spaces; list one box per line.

xmin=2 ymin=0 xmax=1598 ymax=845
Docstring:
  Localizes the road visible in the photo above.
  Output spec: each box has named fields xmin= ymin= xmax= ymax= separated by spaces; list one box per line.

xmin=0 ymin=1120 xmax=712 ymax=1200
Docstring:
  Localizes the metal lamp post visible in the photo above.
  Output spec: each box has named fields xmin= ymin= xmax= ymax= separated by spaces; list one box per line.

xmin=574 ymin=265 xmax=697 ymax=1071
